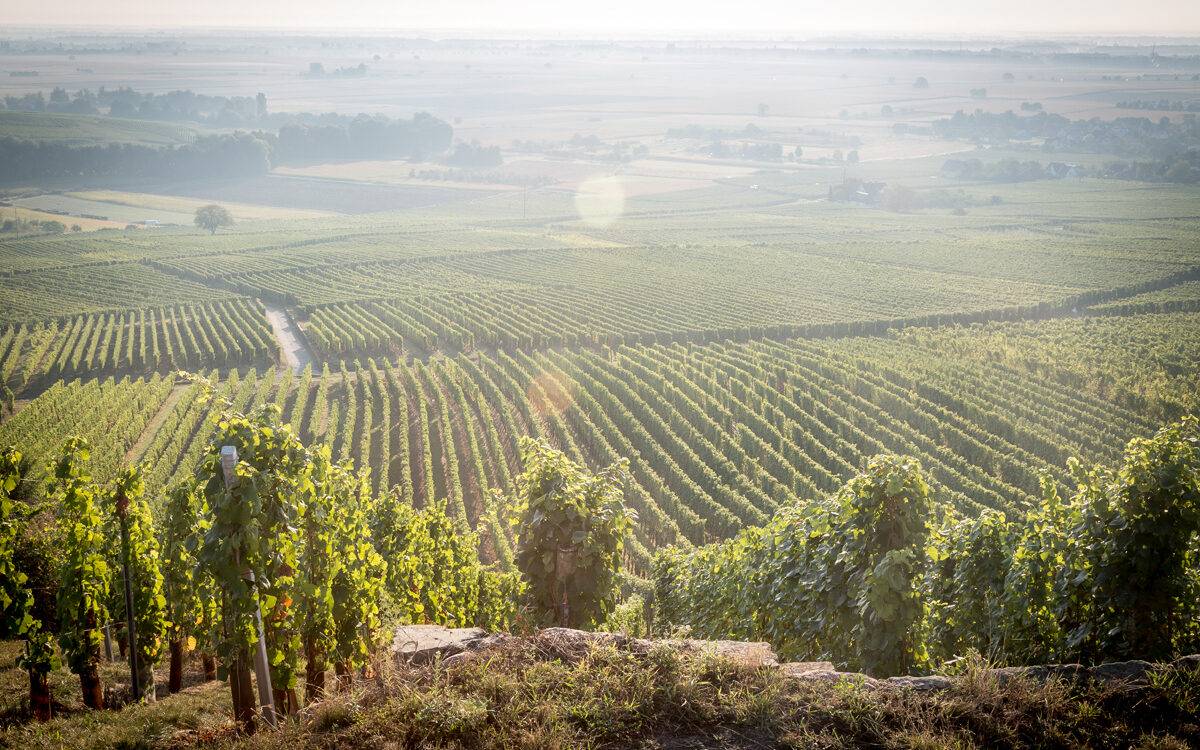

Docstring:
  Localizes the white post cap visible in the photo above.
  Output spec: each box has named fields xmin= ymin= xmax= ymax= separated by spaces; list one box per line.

xmin=220 ymin=445 xmax=239 ymax=488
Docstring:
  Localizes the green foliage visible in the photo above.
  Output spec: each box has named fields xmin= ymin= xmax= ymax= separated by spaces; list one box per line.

xmin=193 ymin=204 xmax=233 ymax=234
xmin=601 ymin=594 xmax=649 ymax=638
xmin=372 ymin=489 xmax=522 ymax=631
xmin=995 ymin=475 xmax=1076 ymax=663
xmin=0 ymin=446 xmax=32 ymax=638
xmin=474 ymin=566 xmax=523 ymax=632
xmin=655 ymin=454 xmax=936 ymax=676
xmin=50 ymin=438 xmax=110 ymax=677
xmin=319 ymin=449 xmax=386 ymax=669
xmin=943 ymin=419 xmax=1200 ymax=665
xmin=296 ymin=448 xmax=339 ymax=675
xmin=824 ymin=455 xmax=935 ymax=676
xmin=413 ymin=500 xmax=483 ymax=628
xmin=511 ymin=437 xmax=634 ymax=628
xmin=18 ymin=622 xmax=60 ymax=675
xmin=196 ymin=404 xmax=309 ymax=691
xmin=657 ymin=419 xmax=1200 ymax=673
xmin=928 ymin=510 xmax=1013 ymax=662
xmin=160 ymin=483 xmax=216 ymax=652
xmin=108 ymin=466 xmax=168 ymax=694
xmin=1072 ymin=416 xmax=1200 ymax=661
xmin=0 ymin=445 xmax=53 ymax=691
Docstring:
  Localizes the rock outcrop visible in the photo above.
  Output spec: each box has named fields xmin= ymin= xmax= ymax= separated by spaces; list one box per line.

xmin=390 ymin=625 xmax=1200 ymax=693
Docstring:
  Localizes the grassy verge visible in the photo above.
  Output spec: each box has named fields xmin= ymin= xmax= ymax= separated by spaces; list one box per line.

xmin=2 ymin=636 xmax=1199 ymax=749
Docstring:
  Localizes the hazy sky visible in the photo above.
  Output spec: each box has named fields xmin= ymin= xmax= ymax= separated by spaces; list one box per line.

xmin=3 ymin=0 xmax=1198 ymax=35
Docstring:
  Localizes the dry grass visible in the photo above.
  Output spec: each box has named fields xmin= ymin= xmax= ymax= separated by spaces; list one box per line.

xmin=64 ymin=191 xmax=337 ymax=221
xmin=0 ymin=206 xmax=125 ymax=232
xmin=2 ymin=637 xmax=1199 ymax=750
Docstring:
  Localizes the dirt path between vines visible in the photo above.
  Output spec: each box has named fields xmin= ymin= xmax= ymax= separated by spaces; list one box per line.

xmin=264 ymin=303 xmax=313 ymax=375
xmin=125 ymin=383 xmax=190 ymax=463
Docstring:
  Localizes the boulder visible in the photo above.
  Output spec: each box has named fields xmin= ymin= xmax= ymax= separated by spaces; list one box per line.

xmin=990 ymin=663 xmax=1087 ymax=685
xmin=533 ymin=627 xmax=649 ymax=660
xmin=884 ymin=675 xmax=953 ymax=692
xmin=779 ymin=661 xmax=835 ymax=678
xmin=784 ymin=668 xmax=881 ymax=689
xmin=392 ymin=625 xmax=501 ymax=665
xmin=1089 ymin=660 xmax=1154 ymax=683
xmin=531 ymin=628 xmax=779 ymax=667
xmin=1172 ymin=654 xmax=1200 ymax=672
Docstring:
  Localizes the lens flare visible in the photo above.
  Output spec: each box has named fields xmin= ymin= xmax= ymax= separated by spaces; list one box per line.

xmin=574 ymin=175 xmax=626 ymax=227
xmin=527 ymin=371 xmax=576 ymax=418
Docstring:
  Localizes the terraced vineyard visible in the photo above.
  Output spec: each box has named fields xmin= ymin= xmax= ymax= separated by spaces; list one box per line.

xmin=6 ymin=314 xmax=1190 ymax=576
xmin=0 ymin=262 xmax=240 ymax=325
xmin=1 ymin=179 xmax=1198 ymax=576
xmin=1089 ymin=279 xmax=1200 ymax=315
xmin=0 ymin=300 xmax=277 ymax=389
xmin=0 ymin=373 xmax=176 ymax=485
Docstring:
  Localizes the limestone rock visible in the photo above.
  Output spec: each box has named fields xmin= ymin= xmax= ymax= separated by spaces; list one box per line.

xmin=1089 ymin=660 xmax=1154 ymax=683
xmin=990 ymin=663 xmax=1087 ymax=684
xmin=779 ymin=661 xmax=835 ymax=678
xmin=884 ymin=675 xmax=953 ymax=692
xmin=392 ymin=625 xmax=496 ymax=664
xmin=785 ymin=668 xmax=881 ymax=689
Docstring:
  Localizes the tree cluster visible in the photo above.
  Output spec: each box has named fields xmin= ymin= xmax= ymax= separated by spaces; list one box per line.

xmin=275 ymin=112 xmax=452 ymax=163
xmin=930 ymin=110 xmax=1200 ymax=158
xmin=0 ymin=133 xmax=272 ymax=184
xmin=2 ymin=87 xmax=266 ymax=126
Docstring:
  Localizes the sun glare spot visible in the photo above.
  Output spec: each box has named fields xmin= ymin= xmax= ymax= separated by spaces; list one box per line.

xmin=527 ymin=372 xmax=576 ymax=418
xmin=574 ymin=175 xmax=626 ymax=227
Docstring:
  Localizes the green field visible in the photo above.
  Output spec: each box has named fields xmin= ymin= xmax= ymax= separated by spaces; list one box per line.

xmin=0 ymin=110 xmax=201 ymax=146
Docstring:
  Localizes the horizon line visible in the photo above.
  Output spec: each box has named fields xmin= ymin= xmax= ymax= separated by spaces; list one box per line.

xmin=4 ymin=23 xmax=1200 ymax=41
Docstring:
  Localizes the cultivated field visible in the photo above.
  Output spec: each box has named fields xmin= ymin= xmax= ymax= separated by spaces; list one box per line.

xmin=2 ymin=30 xmax=1200 ymax=746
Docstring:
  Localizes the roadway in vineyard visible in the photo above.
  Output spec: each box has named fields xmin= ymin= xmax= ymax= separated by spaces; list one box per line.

xmin=265 ymin=303 xmax=313 ymax=374
xmin=124 ymin=381 xmax=190 ymax=464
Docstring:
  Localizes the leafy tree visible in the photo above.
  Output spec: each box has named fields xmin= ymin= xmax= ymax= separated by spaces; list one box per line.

xmin=511 ymin=438 xmax=634 ymax=628
xmin=50 ymin=438 xmax=109 ymax=709
xmin=194 ymin=204 xmax=233 ymax=235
